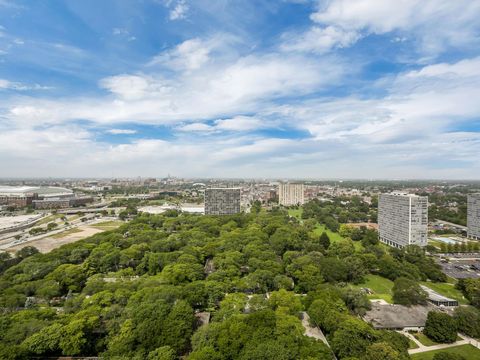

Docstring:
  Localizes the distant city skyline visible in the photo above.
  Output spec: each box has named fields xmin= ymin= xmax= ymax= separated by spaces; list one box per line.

xmin=1 ymin=1 xmax=480 ymax=178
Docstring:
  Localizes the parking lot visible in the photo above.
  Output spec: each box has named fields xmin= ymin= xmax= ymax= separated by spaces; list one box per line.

xmin=437 ymin=255 xmax=480 ymax=279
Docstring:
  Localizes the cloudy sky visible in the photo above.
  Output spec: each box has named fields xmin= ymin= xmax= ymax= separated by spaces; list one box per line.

xmin=1 ymin=0 xmax=480 ymax=179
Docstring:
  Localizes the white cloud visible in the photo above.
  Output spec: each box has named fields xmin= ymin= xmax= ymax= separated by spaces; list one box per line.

xmin=106 ymin=129 xmax=137 ymax=135
xmin=309 ymin=0 xmax=480 ymax=55
xmin=169 ymin=0 xmax=189 ymax=20
xmin=5 ymin=47 xmax=344 ymax=127
xmin=281 ymin=25 xmax=360 ymax=53
xmin=99 ymin=74 xmax=171 ymax=100
xmin=177 ymin=123 xmax=213 ymax=132
xmin=112 ymin=28 xmax=136 ymax=41
xmin=214 ymin=116 xmax=263 ymax=131
xmin=0 ymin=78 xmax=51 ymax=91
xmin=177 ymin=116 xmax=265 ymax=133
xmin=149 ymin=38 xmax=212 ymax=71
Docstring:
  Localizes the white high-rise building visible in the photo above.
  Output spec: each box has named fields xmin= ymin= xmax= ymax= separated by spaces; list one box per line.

xmin=467 ymin=194 xmax=480 ymax=240
xmin=278 ymin=183 xmax=305 ymax=206
xmin=378 ymin=192 xmax=428 ymax=248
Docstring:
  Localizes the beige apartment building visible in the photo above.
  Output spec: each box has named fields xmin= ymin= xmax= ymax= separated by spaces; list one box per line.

xmin=278 ymin=183 xmax=305 ymax=206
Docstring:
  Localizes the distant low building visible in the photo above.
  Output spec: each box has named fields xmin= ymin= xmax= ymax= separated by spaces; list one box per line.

xmin=33 ymin=196 xmax=93 ymax=209
xmin=204 ymin=188 xmax=241 ymax=215
xmin=33 ymin=198 xmax=70 ymax=209
xmin=467 ymin=194 xmax=480 ymax=240
xmin=0 ymin=186 xmax=73 ymax=208
xmin=0 ymin=193 xmax=38 ymax=208
xmin=420 ymin=285 xmax=459 ymax=307
xmin=378 ymin=192 xmax=428 ymax=248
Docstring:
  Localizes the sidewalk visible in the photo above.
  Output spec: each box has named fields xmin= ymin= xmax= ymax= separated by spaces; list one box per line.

xmin=400 ymin=331 xmax=479 ymax=355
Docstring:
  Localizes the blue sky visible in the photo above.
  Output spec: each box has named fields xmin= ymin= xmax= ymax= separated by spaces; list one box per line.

xmin=1 ymin=0 xmax=480 ymax=179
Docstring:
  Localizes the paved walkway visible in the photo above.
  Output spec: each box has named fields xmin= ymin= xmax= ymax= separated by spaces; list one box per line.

xmin=300 ymin=312 xmax=329 ymax=346
xmin=400 ymin=331 xmax=480 ymax=355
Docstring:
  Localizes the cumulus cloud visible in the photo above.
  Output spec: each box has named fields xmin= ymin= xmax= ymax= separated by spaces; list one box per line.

xmin=5 ymin=48 xmax=344 ymax=127
xmin=99 ymin=74 xmax=171 ymax=100
xmin=3 ymin=52 xmax=480 ymax=178
xmin=308 ymin=0 xmax=480 ymax=55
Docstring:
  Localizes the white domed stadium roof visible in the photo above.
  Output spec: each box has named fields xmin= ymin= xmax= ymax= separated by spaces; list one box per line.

xmin=0 ymin=186 xmax=73 ymax=198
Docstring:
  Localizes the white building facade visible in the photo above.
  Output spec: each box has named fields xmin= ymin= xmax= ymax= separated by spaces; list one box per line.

xmin=378 ymin=193 xmax=428 ymax=248
xmin=278 ymin=183 xmax=305 ymax=206
xmin=467 ymin=194 xmax=480 ymax=240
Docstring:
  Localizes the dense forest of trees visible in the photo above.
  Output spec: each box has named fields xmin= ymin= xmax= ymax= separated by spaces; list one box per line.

xmin=0 ymin=208 xmax=460 ymax=359
xmin=301 ymin=196 xmax=377 ymax=225
xmin=428 ymin=193 xmax=468 ymax=226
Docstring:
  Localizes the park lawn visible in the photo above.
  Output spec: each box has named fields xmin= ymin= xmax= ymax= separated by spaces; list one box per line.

xmin=287 ymin=208 xmax=303 ymax=220
xmin=90 ymin=221 xmax=124 ymax=230
xmin=412 ymin=332 xmax=463 ymax=347
xmin=428 ymin=239 xmax=443 ymax=248
xmin=420 ymin=281 xmax=468 ymax=305
xmin=412 ymin=332 xmax=438 ymax=346
xmin=351 ymin=274 xmax=394 ymax=303
xmin=409 ymin=339 xmax=419 ymax=349
xmin=312 ymin=224 xmax=366 ymax=250
xmin=410 ymin=345 xmax=480 ymax=360
xmin=50 ymin=227 xmax=83 ymax=239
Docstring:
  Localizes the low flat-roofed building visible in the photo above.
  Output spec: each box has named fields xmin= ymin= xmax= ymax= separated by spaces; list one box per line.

xmin=420 ymin=285 xmax=459 ymax=307
xmin=33 ymin=198 xmax=70 ymax=209
xmin=364 ymin=303 xmax=434 ymax=330
xmin=0 ymin=193 xmax=38 ymax=208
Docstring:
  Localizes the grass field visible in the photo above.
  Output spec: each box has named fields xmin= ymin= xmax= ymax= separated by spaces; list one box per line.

xmin=50 ymin=227 xmax=83 ymax=239
xmin=90 ymin=220 xmax=124 ymax=230
xmin=428 ymin=239 xmax=443 ymax=248
xmin=287 ymin=208 xmax=303 ymax=220
xmin=351 ymin=274 xmax=394 ymax=303
xmin=311 ymin=224 xmax=366 ymax=250
xmin=412 ymin=332 xmax=439 ymax=346
xmin=409 ymin=339 xmax=420 ymax=349
xmin=411 ymin=332 xmax=463 ymax=347
xmin=420 ymin=281 xmax=468 ymax=304
xmin=410 ymin=345 xmax=480 ymax=360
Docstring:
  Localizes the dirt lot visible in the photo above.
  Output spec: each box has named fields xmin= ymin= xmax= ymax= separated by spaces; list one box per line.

xmin=6 ymin=225 xmax=104 ymax=253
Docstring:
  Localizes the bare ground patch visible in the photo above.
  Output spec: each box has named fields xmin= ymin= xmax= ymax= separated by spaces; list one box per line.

xmin=7 ymin=225 xmax=105 ymax=253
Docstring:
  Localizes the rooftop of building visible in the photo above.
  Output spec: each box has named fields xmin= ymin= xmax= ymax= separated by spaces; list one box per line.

xmin=386 ymin=192 xmax=423 ymax=197
xmin=363 ymin=303 xmax=435 ymax=329
xmin=420 ymin=285 xmax=458 ymax=303
xmin=0 ymin=186 xmax=73 ymax=197
xmin=206 ymin=187 xmax=242 ymax=190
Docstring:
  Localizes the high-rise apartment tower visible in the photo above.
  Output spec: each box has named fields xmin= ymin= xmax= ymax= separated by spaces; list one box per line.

xmin=278 ymin=183 xmax=305 ymax=206
xmin=204 ymin=188 xmax=241 ymax=215
xmin=467 ymin=194 xmax=480 ymax=240
xmin=378 ymin=192 xmax=428 ymax=248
